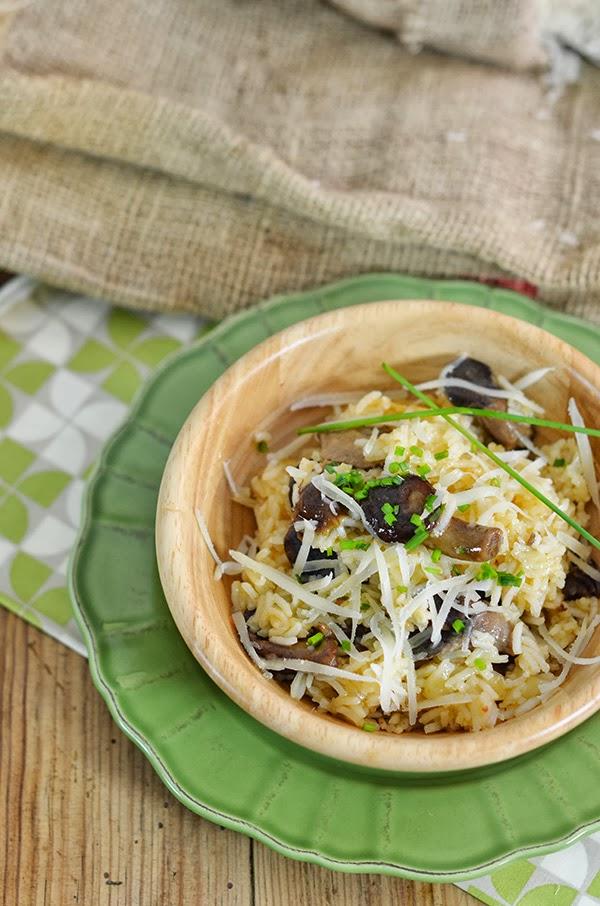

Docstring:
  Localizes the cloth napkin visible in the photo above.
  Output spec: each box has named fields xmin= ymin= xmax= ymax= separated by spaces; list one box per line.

xmin=2 ymin=276 xmax=600 ymax=905
xmin=0 ymin=1 xmax=600 ymax=322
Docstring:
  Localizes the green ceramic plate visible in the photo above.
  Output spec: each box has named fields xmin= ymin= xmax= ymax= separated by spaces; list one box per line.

xmin=70 ymin=275 xmax=600 ymax=883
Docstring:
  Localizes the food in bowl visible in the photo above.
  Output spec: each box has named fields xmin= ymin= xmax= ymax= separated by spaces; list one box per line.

xmin=196 ymin=354 xmax=600 ymax=736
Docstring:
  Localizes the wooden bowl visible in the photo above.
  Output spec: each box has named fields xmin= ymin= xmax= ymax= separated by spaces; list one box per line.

xmin=156 ymin=301 xmax=600 ymax=773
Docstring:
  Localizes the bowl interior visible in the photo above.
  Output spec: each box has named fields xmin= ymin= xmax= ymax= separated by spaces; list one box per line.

xmin=156 ymin=300 xmax=600 ymax=772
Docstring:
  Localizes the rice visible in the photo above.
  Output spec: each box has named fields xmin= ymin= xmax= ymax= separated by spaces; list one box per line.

xmin=223 ymin=388 xmax=598 ymax=734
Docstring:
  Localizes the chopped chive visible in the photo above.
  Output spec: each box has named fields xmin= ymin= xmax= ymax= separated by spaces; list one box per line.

xmin=452 ymin=618 xmax=465 ymax=633
xmin=389 ymin=461 xmax=401 ymax=474
xmin=307 ymin=631 xmax=324 ymax=647
xmin=489 ymin=477 xmax=501 ymax=488
xmin=410 ymin=445 xmax=423 ymax=457
xmin=298 ymin=407 xmax=600 ymax=440
xmin=405 ymin=528 xmax=430 ymax=551
xmin=324 ymin=463 xmax=337 ymax=473
xmin=417 ymin=464 xmax=431 ymax=477
xmin=384 ymin=513 xmax=397 ymax=526
xmin=474 ymin=658 xmax=486 ymax=671
xmin=497 ymin=571 xmax=523 ymax=587
xmin=451 ymin=565 xmax=463 ymax=576
xmin=425 ymin=566 xmax=442 ymax=575
xmin=434 ymin=449 xmax=449 ymax=461
xmin=476 ymin=562 xmax=497 ymax=581
xmin=553 ymin=458 xmax=567 ymax=468
xmin=362 ymin=721 xmax=378 ymax=732
xmin=394 ymin=445 xmax=405 ymax=457
xmin=431 ymin=548 xmax=442 ymax=563
xmin=340 ymin=639 xmax=351 ymax=652
xmin=380 ymin=363 xmax=600 ymax=555
xmin=360 ymin=601 xmax=371 ymax=612
xmin=256 ymin=440 xmax=269 ymax=453
xmin=397 ymin=585 xmax=408 ymax=594
xmin=424 ymin=493 xmax=437 ymax=512
xmin=457 ymin=503 xmax=470 ymax=512
xmin=410 ymin=513 xmax=425 ymax=529
xmin=339 ymin=539 xmax=370 ymax=551
xmin=326 ymin=547 xmax=333 ymax=556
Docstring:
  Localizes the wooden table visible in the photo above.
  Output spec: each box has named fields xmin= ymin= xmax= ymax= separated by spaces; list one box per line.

xmin=0 ymin=610 xmax=477 ymax=905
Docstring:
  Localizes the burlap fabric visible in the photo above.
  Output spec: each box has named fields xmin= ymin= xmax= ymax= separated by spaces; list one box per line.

xmin=0 ymin=0 xmax=599 ymax=322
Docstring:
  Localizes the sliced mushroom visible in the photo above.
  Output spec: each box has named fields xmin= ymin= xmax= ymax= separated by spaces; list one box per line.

xmin=294 ymin=481 xmax=341 ymax=533
xmin=427 ymin=517 xmax=503 ymax=563
xmin=409 ymin=603 xmax=467 ymax=662
xmin=361 ymin=475 xmax=432 ymax=543
xmin=361 ymin=473 xmax=504 ymax=561
xmin=471 ymin=612 xmax=513 ymax=654
xmin=588 ymin=502 xmax=600 ymax=571
xmin=249 ymin=631 xmax=338 ymax=666
xmin=283 ymin=524 xmax=337 ymax=581
xmin=409 ymin=606 xmax=513 ymax=662
xmin=320 ymin=429 xmax=385 ymax=469
xmin=443 ymin=356 xmax=530 ymax=450
xmin=283 ymin=481 xmax=340 ymax=578
xmin=563 ymin=564 xmax=600 ymax=600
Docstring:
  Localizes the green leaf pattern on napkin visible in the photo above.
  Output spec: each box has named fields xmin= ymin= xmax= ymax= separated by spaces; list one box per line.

xmin=0 ymin=280 xmax=206 ymax=652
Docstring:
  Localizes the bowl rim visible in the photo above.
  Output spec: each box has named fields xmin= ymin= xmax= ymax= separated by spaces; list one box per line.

xmin=156 ymin=299 xmax=600 ymax=773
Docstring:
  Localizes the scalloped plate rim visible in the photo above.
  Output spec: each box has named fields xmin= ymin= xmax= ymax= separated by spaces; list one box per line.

xmin=68 ymin=273 xmax=600 ymax=882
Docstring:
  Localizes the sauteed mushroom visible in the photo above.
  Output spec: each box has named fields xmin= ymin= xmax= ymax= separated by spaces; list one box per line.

xmin=409 ymin=605 xmax=513 ymax=662
xmin=360 ymin=475 xmax=432 ymax=543
xmin=443 ymin=355 xmax=531 ymax=450
xmin=429 ymin=516 xmax=503 ymax=563
xmin=249 ymin=630 xmax=338 ymax=666
xmin=563 ymin=564 xmax=600 ymax=600
xmin=284 ymin=481 xmax=339 ymax=579
xmin=283 ymin=524 xmax=337 ymax=580
xmin=361 ymin=474 xmax=504 ymax=562
xmin=320 ymin=429 xmax=385 ymax=469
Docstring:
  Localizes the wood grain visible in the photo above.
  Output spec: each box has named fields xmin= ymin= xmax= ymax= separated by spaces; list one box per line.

xmin=0 ymin=610 xmax=476 ymax=905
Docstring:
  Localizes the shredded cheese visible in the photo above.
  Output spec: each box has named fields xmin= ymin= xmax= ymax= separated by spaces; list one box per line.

xmin=293 ymin=518 xmax=317 ymax=576
xmin=195 ymin=509 xmax=223 ymax=566
xmin=514 ymin=366 xmax=555 ymax=390
xmin=538 ymin=617 xmax=600 ymax=666
xmin=570 ymin=553 xmax=600 ymax=582
xmin=569 ymin=397 xmax=600 ymax=509
xmin=229 ymin=550 xmax=361 ymax=619
xmin=222 ymin=460 xmax=239 ymax=496
xmin=232 ymin=611 xmax=272 ymax=677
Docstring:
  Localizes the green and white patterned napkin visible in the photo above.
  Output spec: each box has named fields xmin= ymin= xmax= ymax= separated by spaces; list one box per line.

xmin=1 ymin=278 xmax=599 ymax=905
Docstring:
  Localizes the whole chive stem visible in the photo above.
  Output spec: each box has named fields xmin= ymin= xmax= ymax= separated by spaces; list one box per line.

xmin=298 ymin=406 xmax=600 ymax=438
xmin=381 ymin=362 xmax=600 ymax=554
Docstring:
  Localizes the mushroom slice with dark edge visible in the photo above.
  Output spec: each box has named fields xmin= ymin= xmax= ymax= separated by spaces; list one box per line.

xmin=563 ymin=503 xmax=600 ymax=599
xmin=588 ymin=502 xmax=600 ymax=571
xmin=360 ymin=475 xmax=432 ymax=543
xmin=249 ymin=630 xmax=338 ymax=666
xmin=283 ymin=524 xmax=337 ymax=581
xmin=320 ymin=429 xmax=385 ymax=470
xmin=471 ymin=611 xmax=513 ymax=654
xmin=409 ymin=605 xmax=513 ymax=662
xmin=361 ymin=474 xmax=504 ymax=561
xmin=563 ymin=564 xmax=600 ymax=601
xmin=443 ymin=355 xmax=531 ymax=450
xmin=429 ymin=516 xmax=503 ymax=563
xmin=283 ymin=481 xmax=341 ymax=579
xmin=294 ymin=480 xmax=342 ymax=531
